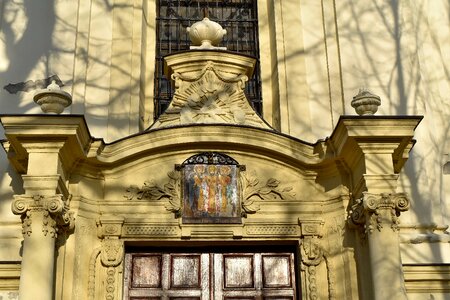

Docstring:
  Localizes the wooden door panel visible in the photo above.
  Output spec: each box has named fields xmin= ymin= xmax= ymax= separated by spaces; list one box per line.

xmin=223 ymin=255 xmax=255 ymax=288
xmin=130 ymin=255 xmax=162 ymax=288
xmin=124 ymin=250 xmax=297 ymax=300
xmin=261 ymin=255 xmax=292 ymax=288
xmin=170 ymin=255 xmax=201 ymax=288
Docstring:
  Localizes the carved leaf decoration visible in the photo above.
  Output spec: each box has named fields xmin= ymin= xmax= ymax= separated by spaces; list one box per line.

xmin=123 ymin=172 xmax=182 ymax=216
xmin=266 ymin=178 xmax=280 ymax=188
xmin=241 ymin=196 xmax=261 ymax=215
xmin=241 ymin=171 xmax=295 ymax=215
xmin=124 ymin=185 xmax=141 ymax=200
xmin=258 ymin=187 xmax=272 ymax=195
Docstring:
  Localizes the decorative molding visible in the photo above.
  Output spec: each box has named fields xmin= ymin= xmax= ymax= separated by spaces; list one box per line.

xmin=399 ymin=224 xmax=450 ymax=244
xmin=403 ymin=264 xmax=450 ymax=293
xmin=151 ymin=60 xmax=270 ymax=129
xmin=349 ymin=192 xmax=410 ymax=237
xmin=245 ymin=225 xmax=299 ymax=236
xmin=324 ymin=255 xmax=337 ymax=300
xmin=105 ymin=267 xmax=116 ymax=300
xmin=124 ymin=171 xmax=182 ymax=216
xmin=11 ymin=194 xmax=74 ymax=238
xmin=87 ymin=247 xmax=101 ymax=300
xmin=241 ymin=171 xmax=295 ymax=215
xmin=124 ymin=225 xmax=178 ymax=237
xmin=400 ymin=233 xmax=450 ymax=244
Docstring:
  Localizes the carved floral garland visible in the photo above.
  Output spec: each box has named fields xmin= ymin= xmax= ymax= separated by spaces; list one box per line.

xmin=124 ymin=171 xmax=182 ymax=216
xmin=241 ymin=171 xmax=295 ymax=215
xmin=124 ymin=170 xmax=295 ymax=217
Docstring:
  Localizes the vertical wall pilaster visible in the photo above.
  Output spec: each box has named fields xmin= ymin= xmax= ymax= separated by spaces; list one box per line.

xmin=350 ymin=192 xmax=409 ymax=300
xmin=331 ymin=116 xmax=422 ymax=300
xmin=11 ymin=194 xmax=74 ymax=300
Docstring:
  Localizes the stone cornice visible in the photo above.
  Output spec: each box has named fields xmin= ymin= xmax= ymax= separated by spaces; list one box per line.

xmin=163 ymin=50 xmax=256 ymax=79
xmin=88 ymin=125 xmax=324 ymax=167
xmin=329 ymin=116 xmax=422 ymax=173
xmin=0 ymin=115 xmax=93 ymax=174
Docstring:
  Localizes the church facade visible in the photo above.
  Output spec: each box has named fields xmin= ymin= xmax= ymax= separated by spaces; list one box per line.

xmin=0 ymin=1 xmax=449 ymax=299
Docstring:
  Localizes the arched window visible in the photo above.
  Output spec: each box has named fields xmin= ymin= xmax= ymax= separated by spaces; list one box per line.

xmin=155 ymin=0 xmax=262 ymax=118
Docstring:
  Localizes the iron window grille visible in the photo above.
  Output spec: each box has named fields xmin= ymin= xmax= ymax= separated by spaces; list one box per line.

xmin=155 ymin=0 xmax=262 ymax=119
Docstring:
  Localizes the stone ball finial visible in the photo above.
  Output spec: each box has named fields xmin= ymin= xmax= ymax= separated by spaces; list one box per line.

xmin=187 ymin=18 xmax=227 ymax=50
xmin=351 ymin=89 xmax=381 ymax=116
xmin=33 ymin=80 xmax=72 ymax=114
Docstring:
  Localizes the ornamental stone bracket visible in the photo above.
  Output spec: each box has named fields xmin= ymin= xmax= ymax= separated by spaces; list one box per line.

xmin=299 ymin=220 xmax=324 ymax=300
xmin=96 ymin=216 xmax=125 ymax=300
xmin=349 ymin=192 xmax=410 ymax=238
xmin=11 ymin=194 xmax=74 ymax=238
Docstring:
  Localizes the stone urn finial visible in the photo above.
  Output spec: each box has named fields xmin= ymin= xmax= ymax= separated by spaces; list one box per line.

xmin=33 ymin=80 xmax=72 ymax=114
xmin=187 ymin=18 xmax=227 ymax=50
xmin=351 ymin=89 xmax=381 ymax=116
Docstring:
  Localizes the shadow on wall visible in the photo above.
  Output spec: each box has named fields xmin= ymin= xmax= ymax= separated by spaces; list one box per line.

xmin=1 ymin=0 xmax=55 ymax=108
xmin=337 ymin=0 xmax=450 ymax=265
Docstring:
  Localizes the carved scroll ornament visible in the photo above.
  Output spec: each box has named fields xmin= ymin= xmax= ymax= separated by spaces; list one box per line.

xmin=11 ymin=194 xmax=74 ymax=238
xmin=349 ymin=192 xmax=410 ymax=236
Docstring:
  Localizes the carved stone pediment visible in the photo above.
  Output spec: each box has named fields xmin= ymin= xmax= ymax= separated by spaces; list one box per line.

xmin=150 ymin=51 xmax=271 ymax=129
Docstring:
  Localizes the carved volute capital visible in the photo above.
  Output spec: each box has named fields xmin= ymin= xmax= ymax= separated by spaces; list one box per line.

xmin=349 ymin=192 xmax=410 ymax=235
xmin=11 ymin=194 xmax=74 ymax=238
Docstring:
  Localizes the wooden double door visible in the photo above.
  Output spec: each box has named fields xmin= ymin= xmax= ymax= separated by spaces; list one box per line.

xmin=124 ymin=247 xmax=298 ymax=300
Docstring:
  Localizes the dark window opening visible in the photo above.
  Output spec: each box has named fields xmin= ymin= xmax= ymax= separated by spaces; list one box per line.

xmin=155 ymin=0 xmax=262 ymax=119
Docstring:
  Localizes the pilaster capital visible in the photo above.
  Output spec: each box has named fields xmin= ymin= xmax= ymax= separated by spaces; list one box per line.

xmin=11 ymin=194 xmax=74 ymax=238
xmin=299 ymin=219 xmax=324 ymax=238
xmin=349 ymin=192 xmax=410 ymax=235
xmin=96 ymin=215 xmax=125 ymax=239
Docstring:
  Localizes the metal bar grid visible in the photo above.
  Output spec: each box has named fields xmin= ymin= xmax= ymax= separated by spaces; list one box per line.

xmin=154 ymin=0 xmax=262 ymax=118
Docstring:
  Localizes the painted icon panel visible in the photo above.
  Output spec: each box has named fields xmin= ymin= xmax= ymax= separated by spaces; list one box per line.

xmin=183 ymin=164 xmax=241 ymax=223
